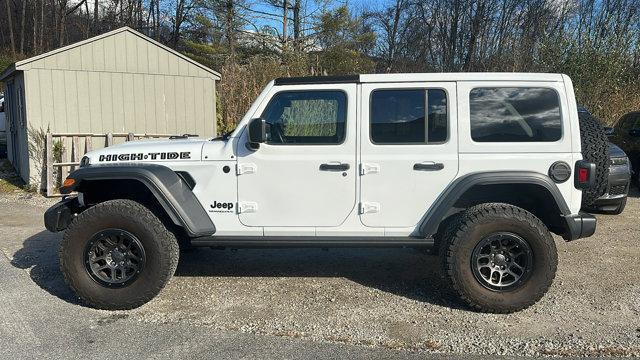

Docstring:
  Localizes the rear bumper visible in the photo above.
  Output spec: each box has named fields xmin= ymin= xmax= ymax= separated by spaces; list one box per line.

xmin=44 ymin=196 xmax=81 ymax=232
xmin=563 ymin=212 xmax=597 ymax=241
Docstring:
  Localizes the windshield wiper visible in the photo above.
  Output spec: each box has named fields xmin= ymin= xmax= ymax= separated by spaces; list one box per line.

xmin=212 ymin=128 xmax=235 ymax=141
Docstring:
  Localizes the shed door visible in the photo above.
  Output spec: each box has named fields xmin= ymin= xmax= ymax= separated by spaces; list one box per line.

xmin=5 ymin=81 xmax=19 ymax=169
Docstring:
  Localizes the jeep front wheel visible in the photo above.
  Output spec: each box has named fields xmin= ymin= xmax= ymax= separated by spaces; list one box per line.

xmin=439 ymin=203 xmax=557 ymax=313
xmin=59 ymin=199 xmax=179 ymax=310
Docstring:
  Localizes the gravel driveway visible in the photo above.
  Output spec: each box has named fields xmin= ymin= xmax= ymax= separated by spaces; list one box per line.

xmin=0 ymin=190 xmax=638 ymax=357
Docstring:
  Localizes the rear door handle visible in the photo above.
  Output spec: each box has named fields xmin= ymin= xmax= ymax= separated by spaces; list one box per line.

xmin=413 ymin=162 xmax=444 ymax=171
xmin=320 ymin=163 xmax=350 ymax=171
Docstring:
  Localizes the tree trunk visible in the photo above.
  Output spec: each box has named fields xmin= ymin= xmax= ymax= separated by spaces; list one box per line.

xmin=51 ymin=0 xmax=58 ymax=46
xmin=137 ymin=0 xmax=142 ymax=29
xmin=173 ymin=0 xmax=184 ymax=47
xmin=293 ymin=0 xmax=300 ymax=49
xmin=39 ymin=0 xmax=44 ymax=51
xmin=155 ymin=0 xmax=160 ymax=39
xmin=93 ymin=0 xmax=99 ymax=34
xmin=84 ymin=0 xmax=90 ymax=37
xmin=0 ymin=13 xmax=5 ymax=47
xmin=225 ymin=0 xmax=235 ymax=55
xmin=4 ymin=0 xmax=16 ymax=57
xmin=59 ymin=0 xmax=67 ymax=46
xmin=19 ymin=0 xmax=26 ymax=54
xmin=282 ymin=0 xmax=288 ymax=49
xmin=32 ymin=0 xmax=37 ymax=54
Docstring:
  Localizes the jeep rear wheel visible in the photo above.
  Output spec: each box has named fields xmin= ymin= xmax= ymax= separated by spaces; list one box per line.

xmin=439 ymin=203 xmax=557 ymax=313
xmin=60 ymin=199 xmax=179 ymax=310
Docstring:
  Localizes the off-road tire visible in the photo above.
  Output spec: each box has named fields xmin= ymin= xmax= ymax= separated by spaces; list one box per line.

xmin=439 ymin=203 xmax=558 ymax=313
xmin=59 ymin=199 xmax=179 ymax=310
xmin=578 ymin=111 xmax=610 ymax=206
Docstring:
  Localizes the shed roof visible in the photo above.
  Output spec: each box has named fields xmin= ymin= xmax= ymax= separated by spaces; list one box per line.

xmin=0 ymin=27 xmax=221 ymax=81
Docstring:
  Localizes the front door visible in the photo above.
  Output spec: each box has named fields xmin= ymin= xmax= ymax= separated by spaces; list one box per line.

xmin=236 ymin=84 xmax=357 ymax=227
xmin=359 ymin=82 xmax=459 ymax=228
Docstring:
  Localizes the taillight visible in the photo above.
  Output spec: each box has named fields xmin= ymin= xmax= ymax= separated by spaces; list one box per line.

xmin=578 ymin=168 xmax=588 ymax=183
xmin=574 ymin=160 xmax=596 ymax=189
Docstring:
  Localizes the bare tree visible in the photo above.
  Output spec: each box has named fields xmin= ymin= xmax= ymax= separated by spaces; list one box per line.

xmin=4 ymin=0 xmax=16 ymax=57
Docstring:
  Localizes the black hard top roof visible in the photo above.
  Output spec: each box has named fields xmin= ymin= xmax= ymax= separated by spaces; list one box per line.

xmin=274 ymin=75 xmax=360 ymax=85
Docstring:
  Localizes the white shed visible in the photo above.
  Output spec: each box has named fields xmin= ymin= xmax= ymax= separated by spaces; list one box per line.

xmin=0 ymin=27 xmax=221 ymax=186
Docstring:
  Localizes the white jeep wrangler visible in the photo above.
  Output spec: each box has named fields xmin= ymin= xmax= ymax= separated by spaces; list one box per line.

xmin=45 ymin=73 xmax=603 ymax=313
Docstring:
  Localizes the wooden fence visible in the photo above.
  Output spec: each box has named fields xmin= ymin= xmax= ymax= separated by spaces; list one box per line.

xmin=45 ymin=132 xmax=173 ymax=197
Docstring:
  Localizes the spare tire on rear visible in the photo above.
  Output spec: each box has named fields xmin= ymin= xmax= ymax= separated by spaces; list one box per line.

xmin=578 ymin=111 xmax=610 ymax=207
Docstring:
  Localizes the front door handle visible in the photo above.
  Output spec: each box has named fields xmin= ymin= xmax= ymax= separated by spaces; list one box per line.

xmin=320 ymin=163 xmax=350 ymax=171
xmin=413 ymin=162 xmax=444 ymax=171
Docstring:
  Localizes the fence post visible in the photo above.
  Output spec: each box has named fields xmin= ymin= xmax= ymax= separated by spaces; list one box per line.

xmin=72 ymin=136 xmax=80 ymax=171
xmin=85 ymin=136 xmax=92 ymax=153
xmin=46 ymin=133 xmax=53 ymax=197
xmin=61 ymin=138 xmax=69 ymax=181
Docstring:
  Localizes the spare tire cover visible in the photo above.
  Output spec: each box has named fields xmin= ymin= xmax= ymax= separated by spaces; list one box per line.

xmin=578 ymin=111 xmax=610 ymax=206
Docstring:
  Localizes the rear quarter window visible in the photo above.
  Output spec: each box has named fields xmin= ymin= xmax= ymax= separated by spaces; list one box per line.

xmin=470 ymin=87 xmax=562 ymax=142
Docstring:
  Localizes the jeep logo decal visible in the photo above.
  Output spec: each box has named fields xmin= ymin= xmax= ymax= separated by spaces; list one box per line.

xmin=98 ymin=152 xmax=191 ymax=162
xmin=210 ymin=201 xmax=234 ymax=213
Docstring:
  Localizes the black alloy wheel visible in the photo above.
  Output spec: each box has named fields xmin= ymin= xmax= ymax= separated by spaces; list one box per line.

xmin=84 ymin=229 xmax=146 ymax=288
xmin=471 ymin=232 xmax=533 ymax=291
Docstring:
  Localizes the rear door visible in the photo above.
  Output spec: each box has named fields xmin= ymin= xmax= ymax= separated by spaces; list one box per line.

xmin=359 ymin=82 xmax=458 ymax=228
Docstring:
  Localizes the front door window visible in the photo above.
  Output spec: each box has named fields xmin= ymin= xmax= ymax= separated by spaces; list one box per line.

xmin=261 ymin=91 xmax=347 ymax=145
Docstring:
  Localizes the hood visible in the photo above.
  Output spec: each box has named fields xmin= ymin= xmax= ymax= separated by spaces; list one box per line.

xmin=85 ymin=137 xmax=207 ymax=165
xmin=608 ymin=142 xmax=627 ymax=158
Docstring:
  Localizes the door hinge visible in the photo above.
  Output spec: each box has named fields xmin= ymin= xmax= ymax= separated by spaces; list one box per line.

xmin=236 ymin=163 xmax=257 ymax=175
xmin=237 ymin=201 xmax=258 ymax=214
xmin=360 ymin=163 xmax=380 ymax=175
xmin=359 ymin=202 xmax=380 ymax=214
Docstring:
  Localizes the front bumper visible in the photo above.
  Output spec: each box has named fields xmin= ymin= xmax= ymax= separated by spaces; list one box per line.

xmin=563 ymin=212 xmax=597 ymax=241
xmin=44 ymin=196 xmax=81 ymax=232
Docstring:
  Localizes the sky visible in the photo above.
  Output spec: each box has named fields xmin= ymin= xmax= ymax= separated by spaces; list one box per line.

xmin=241 ymin=0 xmax=383 ymax=36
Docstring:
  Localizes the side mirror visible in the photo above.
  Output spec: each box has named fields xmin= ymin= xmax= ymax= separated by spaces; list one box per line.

xmin=629 ymin=129 xmax=640 ymax=137
xmin=604 ymin=127 xmax=614 ymax=136
xmin=247 ymin=118 xmax=266 ymax=150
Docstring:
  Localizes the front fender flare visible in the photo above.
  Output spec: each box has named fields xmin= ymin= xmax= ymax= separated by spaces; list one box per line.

xmin=62 ymin=164 xmax=215 ymax=237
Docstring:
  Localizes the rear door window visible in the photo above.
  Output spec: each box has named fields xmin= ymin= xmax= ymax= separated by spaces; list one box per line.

xmin=469 ymin=87 xmax=562 ymax=142
xmin=370 ymin=89 xmax=448 ymax=144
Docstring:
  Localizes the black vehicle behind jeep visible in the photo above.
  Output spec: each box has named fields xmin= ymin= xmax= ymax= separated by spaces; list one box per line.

xmin=609 ymin=111 xmax=640 ymax=185
xmin=586 ymin=143 xmax=630 ymax=214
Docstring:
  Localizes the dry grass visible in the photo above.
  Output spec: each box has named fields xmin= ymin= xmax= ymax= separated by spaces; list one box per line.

xmin=217 ymin=54 xmax=313 ymax=135
xmin=0 ymin=160 xmax=24 ymax=193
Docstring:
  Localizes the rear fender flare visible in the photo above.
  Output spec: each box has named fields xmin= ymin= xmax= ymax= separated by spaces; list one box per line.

xmin=418 ymin=171 xmax=571 ymax=237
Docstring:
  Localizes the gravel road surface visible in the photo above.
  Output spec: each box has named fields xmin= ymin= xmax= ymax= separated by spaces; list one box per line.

xmin=0 ymin=190 xmax=638 ymax=358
